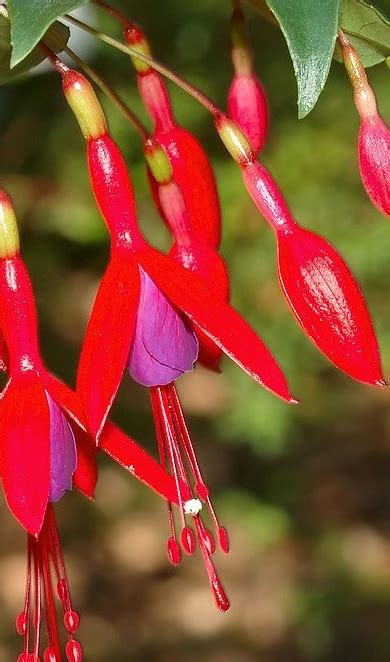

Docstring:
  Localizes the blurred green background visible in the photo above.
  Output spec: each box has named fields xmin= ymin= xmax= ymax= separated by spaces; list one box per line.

xmin=1 ymin=0 xmax=390 ymax=659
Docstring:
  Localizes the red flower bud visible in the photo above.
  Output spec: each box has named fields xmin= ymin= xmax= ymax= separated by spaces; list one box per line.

xmin=277 ymin=225 xmax=384 ymax=386
xmin=359 ymin=115 xmax=390 ymax=217
xmin=228 ymin=74 xmax=269 ymax=155
xmin=154 ymin=126 xmax=221 ymax=248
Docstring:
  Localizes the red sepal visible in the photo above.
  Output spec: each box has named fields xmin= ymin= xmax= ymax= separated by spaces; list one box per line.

xmin=45 ymin=373 xmax=179 ymax=504
xmin=76 ymin=253 xmax=140 ymax=441
xmin=0 ymin=373 xmax=50 ymax=535
xmin=0 ymin=332 xmax=8 ymax=372
xmin=154 ymin=127 xmax=221 ymax=249
xmin=277 ymin=226 xmax=384 ymax=385
xmin=71 ymin=424 xmax=97 ymax=499
xmin=168 ymin=242 xmax=230 ymax=372
xmin=138 ymin=248 xmax=295 ymax=402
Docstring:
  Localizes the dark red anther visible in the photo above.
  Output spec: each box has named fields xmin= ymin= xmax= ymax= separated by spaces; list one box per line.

xmin=65 ymin=640 xmax=83 ymax=662
xmin=64 ymin=610 xmax=80 ymax=634
xmin=196 ymin=482 xmax=209 ymax=501
xmin=218 ymin=527 xmax=230 ymax=554
xmin=16 ymin=611 xmax=27 ymax=635
xmin=167 ymin=537 xmax=181 ymax=566
xmin=57 ymin=578 xmax=68 ymax=602
xmin=43 ymin=647 xmax=58 ymax=662
xmin=181 ymin=526 xmax=196 ymax=555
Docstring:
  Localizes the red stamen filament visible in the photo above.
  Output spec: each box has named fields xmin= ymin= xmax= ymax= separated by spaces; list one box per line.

xmin=16 ymin=507 xmax=83 ymax=661
xmin=150 ymin=384 xmax=230 ymax=610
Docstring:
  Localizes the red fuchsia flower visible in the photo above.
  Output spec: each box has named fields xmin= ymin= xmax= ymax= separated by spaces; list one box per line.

xmin=122 ymin=19 xmax=222 ymax=249
xmin=339 ymin=30 xmax=390 ymax=218
xmin=144 ymin=137 xmax=229 ymax=371
xmin=61 ymin=67 xmax=296 ymax=609
xmin=0 ymin=192 xmax=93 ymax=659
xmin=0 ymin=192 xmax=182 ymax=658
xmin=227 ymin=5 xmax=269 ymax=156
xmin=215 ymin=113 xmax=385 ymax=386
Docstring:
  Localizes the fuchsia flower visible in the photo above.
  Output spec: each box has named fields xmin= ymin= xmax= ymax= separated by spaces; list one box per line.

xmin=339 ymin=30 xmax=390 ymax=218
xmin=227 ymin=6 xmax=269 ymax=155
xmin=144 ymin=137 xmax=229 ymax=371
xmin=62 ymin=67 xmax=296 ymax=609
xmin=215 ymin=114 xmax=385 ymax=385
xmin=124 ymin=22 xmax=222 ymax=249
xmin=0 ymin=192 xmax=92 ymax=659
xmin=0 ymin=191 xmax=184 ymax=657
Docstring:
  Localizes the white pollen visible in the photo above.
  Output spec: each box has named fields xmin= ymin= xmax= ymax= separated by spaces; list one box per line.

xmin=184 ymin=499 xmax=202 ymax=516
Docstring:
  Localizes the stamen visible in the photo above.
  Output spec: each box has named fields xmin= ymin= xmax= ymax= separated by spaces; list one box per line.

xmin=16 ymin=507 xmax=82 ymax=660
xmin=150 ymin=383 xmax=230 ymax=610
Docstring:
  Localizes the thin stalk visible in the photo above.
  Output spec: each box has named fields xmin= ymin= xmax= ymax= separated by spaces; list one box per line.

xmin=62 ymin=44 xmax=149 ymax=139
xmin=93 ymin=0 xmax=128 ymax=26
xmin=63 ymin=13 xmax=220 ymax=115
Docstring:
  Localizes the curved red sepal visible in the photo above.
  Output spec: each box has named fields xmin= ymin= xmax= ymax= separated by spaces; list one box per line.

xmin=71 ymin=424 xmax=97 ymax=499
xmin=76 ymin=253 xmax=140 ymax=441
xmin=154 ymin=127 xmax=221 ymax=249
xmin=138 ymin=248 xmax=295 ymax=403
xmin=168 ymin=242 xmax=230 ymax=372
xmin=0 ymin=373 xmax=50 ymax=535
xmin=44 ymin=373 xmax=179 ymax=504
xmin=277 ymin=226 xmax=384 ymax=385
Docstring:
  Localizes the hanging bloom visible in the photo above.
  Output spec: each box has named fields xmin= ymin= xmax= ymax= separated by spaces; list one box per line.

xmin=144 ymin=137 xmax=229 ymax=371
xmin=339 ymin=30 xmax=390 ymax=218
xmin=228 ymin=5 xmax=269 ymax=155
xmin=123 ymin=21 xmax=222 ymax=249
xmin=61 ymin=66 xmax=296 ymax=609
xmin=62 ymin=68 xmax=295 ymax=441
xmin=215 ymin=113 xmax=385 ymax=386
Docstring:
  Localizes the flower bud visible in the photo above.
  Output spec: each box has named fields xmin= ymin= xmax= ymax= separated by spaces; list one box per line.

xmin=62 ymin=70 xmax=108 ymax=140
xmin=228 ymin=5 xmax=269 ymax=155
xmin=277 ymin=225 xmax=384 ymax=386
xmin=0 ymin=191 xmax=20 ymax=257
xmin=359 ymin=115 xmax=390 ymax=217
xmin=228 ymin=75 xmax=269 ymax=155
xmin=124 ymin=23 xmax=153 ymax=74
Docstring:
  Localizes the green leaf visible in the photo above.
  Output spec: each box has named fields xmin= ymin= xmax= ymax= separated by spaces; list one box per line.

xmin=335 ymin=0 xmax=390 ymax=67
xmin=7 ymin=0 xmax=87 ymax=67
xmin=264 ymin=0 xmax=341 ymax=118
xmin=0 ymin=7 xmax=69 ymax=84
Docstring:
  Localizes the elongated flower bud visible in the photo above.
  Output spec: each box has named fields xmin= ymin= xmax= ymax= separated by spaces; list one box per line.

xmin=0 ymin=190 xmax=20 ymax=257
xmin=124 ymin=23 xmax=221 ymax=247
xmin=277 ymin=225 xmax=384 ymax=386
xmin=229 ymin=154 xmax=384 ymax=386
xmin=62 ymin=69 xmax=107 ymax=139
xmin=339 ymin=30 xmax=390 ymax=218
xmin=228 ymin=7 xmax=269 ymax=155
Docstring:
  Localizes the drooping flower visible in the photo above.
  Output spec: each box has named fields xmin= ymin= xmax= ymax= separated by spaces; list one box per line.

xmin=61 ymin=66 xmax=295 ymax=608
xmin=339 ymin=29 xmax=390 ymax=218
xmin=227 ymin=5 xmax=269 ymax=155
xmin=215 ymin=113 xmax=385 ymax=386
xmin=62 ymin=67 xmax=295 ymax=441
xmin=0 ymin=191 xmax=183 ymax=658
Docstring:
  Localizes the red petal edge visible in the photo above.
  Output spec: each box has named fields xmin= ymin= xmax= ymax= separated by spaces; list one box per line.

xmin=76 ymin=253 xmax=140 ymax=441
xmin=137 ymin=248 xmax=296 ymax=403
xmin=0 ymin=373 xmax=50 ymax=535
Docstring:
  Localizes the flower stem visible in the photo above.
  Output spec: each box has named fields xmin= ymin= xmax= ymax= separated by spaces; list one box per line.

xmin=92 ymin=0 xmax=128 ymax=26
xmin=63 ymin=13 xmax=220 ymax=115
xmin=62 ymin=44 xmax=149 ymax=139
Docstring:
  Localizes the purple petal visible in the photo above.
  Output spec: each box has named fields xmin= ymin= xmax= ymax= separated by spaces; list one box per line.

xmin=128 ymin=267 xmax=198 ymax=387
xmin=46 ymin=391 xmax=77 ymax=502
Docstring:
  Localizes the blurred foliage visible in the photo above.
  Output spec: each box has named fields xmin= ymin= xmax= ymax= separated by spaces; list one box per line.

xmin=1 ymin=0 xmax=390 ymax=660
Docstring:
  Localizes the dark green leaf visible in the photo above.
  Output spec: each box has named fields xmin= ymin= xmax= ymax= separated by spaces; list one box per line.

xmin=335 ymin=0 xmax=390 ymax=67
xmin=8 ymin=0 xmax=87 ymax=67
xmin=246 ymin=0 xmax=340 ymax=118
xmin=0 ymin=7 xmax=69 ymax=84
